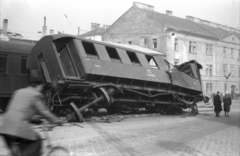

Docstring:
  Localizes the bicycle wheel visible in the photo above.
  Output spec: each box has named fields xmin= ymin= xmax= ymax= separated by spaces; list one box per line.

xmin=47 ymin=146 xmax=71 ymax=156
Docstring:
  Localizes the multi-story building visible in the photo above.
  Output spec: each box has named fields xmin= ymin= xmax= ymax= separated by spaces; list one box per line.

xmin=103 ymin=2 xmax=240 ymax=97
xmin=79 ymin=23 xmax=110 ymax=41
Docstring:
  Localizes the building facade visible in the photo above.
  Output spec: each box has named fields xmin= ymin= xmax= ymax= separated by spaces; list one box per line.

xmin=103 ymin=2 xmax=240 ymax=97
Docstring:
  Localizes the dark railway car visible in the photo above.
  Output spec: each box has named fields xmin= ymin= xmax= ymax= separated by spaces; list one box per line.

xmin=0 ymin=40 xmax=33 ymax=111
xmin=27 ymin=34 xmax=208 ymax=122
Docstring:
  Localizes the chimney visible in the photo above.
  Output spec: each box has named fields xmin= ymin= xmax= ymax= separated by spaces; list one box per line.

xmin=50 ymin=29 xmax=54 ymax=35
xmin=42 ymin=16 xmax=47 ymax=36
xmin=78 ymin=27 xmax=80 ymax=36
xmin=91 ymin=23 xmax=100 ymax=30
xmin=103 ymin=25 xmax=110 ymax=30
xmin=166 ymin=10 xmax=172 ymax=16
xmin=3 ymin=19 xmax=8 ymax=34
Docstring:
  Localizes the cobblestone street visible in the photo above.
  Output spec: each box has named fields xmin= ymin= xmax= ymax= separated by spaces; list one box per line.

xmin=0 ymin=101 xmax=239 ymax=156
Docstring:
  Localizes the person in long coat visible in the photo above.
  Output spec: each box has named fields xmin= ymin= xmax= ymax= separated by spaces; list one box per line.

xmin=223 ymin=91 xmax=232 ymax=117
xmin=214 ymin=91 xmax=222 ymax=117
xmin=0 ymin=78 xmax=63 ymax=156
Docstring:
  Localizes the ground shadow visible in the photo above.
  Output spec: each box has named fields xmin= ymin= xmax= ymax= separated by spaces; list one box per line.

xmin=157 ymin=140 xmax=207 ymax=156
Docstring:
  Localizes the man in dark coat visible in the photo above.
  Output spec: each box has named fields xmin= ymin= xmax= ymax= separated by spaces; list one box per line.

xmin=214 ymin=91 xmax=222 ymax=117
xmin=223 ymin=91 xmax=232 ymax=117
xmin=0 ymin=78 xmax=63 ymax=156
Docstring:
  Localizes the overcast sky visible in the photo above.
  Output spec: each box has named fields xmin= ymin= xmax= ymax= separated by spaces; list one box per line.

xmin=0 ymin=0 xmax=239 ymax=35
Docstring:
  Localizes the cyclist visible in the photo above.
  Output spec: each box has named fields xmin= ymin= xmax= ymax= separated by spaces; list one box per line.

xmin=0 ymin=77 xmax=63 ymax=156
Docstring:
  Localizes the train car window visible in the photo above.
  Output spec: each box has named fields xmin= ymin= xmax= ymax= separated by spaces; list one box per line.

xmin=105 ymin=46 xmax=121 ymax=63
xmin=21 ymin=56 xmax=29 ymax=74
xmin=145 ymin=55 xmax=159 ymax=69
xmin=126 ymin=51 xmax=141 ymax=66
xmin=0 ymin=54 xmax=7 ymax=73
xmin=82 ymin=41 xmax=99 ymax=58
xmin=58 ymin=45 xmax=78 ymax=77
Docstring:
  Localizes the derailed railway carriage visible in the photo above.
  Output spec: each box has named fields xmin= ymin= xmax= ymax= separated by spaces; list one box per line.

xmin=27 ymin=34 xmax=208 ymax=122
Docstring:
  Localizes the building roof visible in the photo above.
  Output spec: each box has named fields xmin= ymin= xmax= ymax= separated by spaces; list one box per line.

xmin=0 ymin=40 xmax=34 ymax=54
xmin=137 ymin=6 xmax=240 ymax=40
xmin=39 ymin=34 xmax=165 ymax=56
xmin=79 ymin=27 xmax=106 ymax=37
xmin=0 ymin=29 xmax=42 ymax=41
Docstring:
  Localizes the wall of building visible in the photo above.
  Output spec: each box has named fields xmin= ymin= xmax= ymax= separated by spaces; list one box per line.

xmin=104 ymin=6 xmax=166 ymax=54
xmin=166 ymin=31 xmax=240 ymax=96
xmin=103 ymin=4 xmax=240 ymax=97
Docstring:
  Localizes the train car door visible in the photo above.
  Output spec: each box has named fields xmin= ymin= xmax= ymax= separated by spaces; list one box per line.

xmin=37 ymin=53 xmax=52 ymax=83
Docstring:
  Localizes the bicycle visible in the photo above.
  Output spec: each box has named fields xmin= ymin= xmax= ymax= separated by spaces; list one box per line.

xmin=3 ymin=121 xmax=71 ymax=156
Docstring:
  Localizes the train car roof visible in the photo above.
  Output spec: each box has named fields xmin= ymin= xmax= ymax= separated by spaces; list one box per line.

xmin=0 ymin=40 xmax=34 ymax=54
xmin=42 ymin=34 xmax=165 ymax=56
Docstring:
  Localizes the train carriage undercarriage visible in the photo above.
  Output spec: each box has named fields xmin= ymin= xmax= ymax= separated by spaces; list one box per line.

xmin=26 ymin=35 xmax=209 ymax=122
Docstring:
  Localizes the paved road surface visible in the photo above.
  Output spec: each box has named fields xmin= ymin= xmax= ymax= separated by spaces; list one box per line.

xmin=0 ymin=101 xmax=239 ymax=156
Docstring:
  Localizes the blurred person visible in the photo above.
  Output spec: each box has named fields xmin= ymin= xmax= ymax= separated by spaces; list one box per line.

xmin=0 ymin=77 xmax=63 ymax=156
xmin=214 ymin=91 xmax=222 ymax=117
xmin=219 ymin=92 xmax=223 ymax=100
xmin=223 ymin=91 xmax=232 ymax=117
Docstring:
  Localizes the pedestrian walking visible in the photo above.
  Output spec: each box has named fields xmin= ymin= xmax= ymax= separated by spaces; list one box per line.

xmin=214 ymin=91 xmax=222 ymax=117
xmin=223 ymin=91 xmax=232 ymax=117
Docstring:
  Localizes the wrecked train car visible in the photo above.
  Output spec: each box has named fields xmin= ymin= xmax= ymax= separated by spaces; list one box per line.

xmin=27 ymin=34 xmax=207 ymax=122
xmin=0 ymin=40 xmax=33 ymax=111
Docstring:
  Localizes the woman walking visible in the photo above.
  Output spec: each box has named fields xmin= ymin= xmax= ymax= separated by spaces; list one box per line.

xmin=214 ymin=91 xmax=222 ymax=117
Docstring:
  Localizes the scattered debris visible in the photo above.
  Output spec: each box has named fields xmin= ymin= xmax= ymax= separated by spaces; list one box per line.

xmin=85 ymin=114 xmax=127 ymax=123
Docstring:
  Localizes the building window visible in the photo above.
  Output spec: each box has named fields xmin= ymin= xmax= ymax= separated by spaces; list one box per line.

xmin=206 ymin=44 xmax=213 ymax=55
xmin=210 ymin=83 xmax=213 ymax=92
xmin=0 ymin=54 xmax=7 ymax=73
xmin=206 ymin=83 xmax=213 ymax=93
xmin=140 ymin=37 xmax=147 ymax=47
xmin=206 ymin=66 xmax=209 ymax=76
xmin=152 ymin=38 xmax=157 ymax=49
xmin=231 ymin=48 xmax=234 ymax=59
xmin=206 ymin=64 xmax=213 ymax=76
xmin=189 ymin=41 xmax=196 ymax=53
xmin=128 ymin=41 xmax=132 ymax=45
xmin=231 ymin=64 xmax=234 ymax=77
xmin=238 ymin=66 xmax=240 ymax=78
xmin=206 ymin=83 xmax=209 ymax=93
xmin=223 ymin=64 xmax=227 ymax=76
xmin=223 ymin=47 xmax=226 ymax=58
xmin=21 ymin=56 xmax=29 ymax=74
xmin=209 ymin=65 xmax=213 ymax=76
xmin=238 ymin=50 xmax=240 ymax=61
xmin=174 ymin=38 xmax=179 ymax=51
